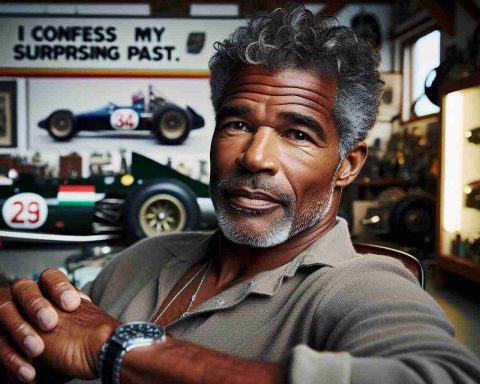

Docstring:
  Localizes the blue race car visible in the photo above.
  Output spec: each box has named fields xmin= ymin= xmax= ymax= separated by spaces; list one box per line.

xmin=38 ymin=85 xmax=205 ymax=145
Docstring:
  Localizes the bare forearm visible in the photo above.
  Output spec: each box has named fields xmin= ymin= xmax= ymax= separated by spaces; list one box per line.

xmin=121 ymin=337 xmax=286 ymax=384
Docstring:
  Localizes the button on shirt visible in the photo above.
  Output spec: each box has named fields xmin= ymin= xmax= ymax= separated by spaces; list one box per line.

xmin=79 ymin=219 xmax=480 ymax=384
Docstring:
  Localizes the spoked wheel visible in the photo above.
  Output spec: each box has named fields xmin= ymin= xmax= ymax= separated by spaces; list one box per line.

xmin=152 ymin=103 xmax=192 ymax=145
xmin=139 ymin=194 xmax=187 ymax=237
xmin=47 ymin=110 xmax=76 ymax=141
xmin=160 ymin=111 xmax=187 ymax=140
xmin=124 ymin=179 xmax=200 ymax=241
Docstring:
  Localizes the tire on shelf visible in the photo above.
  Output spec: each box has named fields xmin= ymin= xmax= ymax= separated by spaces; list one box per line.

xmin=124 ymin=179 xmax=200 ymax=241
xmin=47 ymin=110 xmax=77 ymax=141
xmin=151 ymin=103 xmax=192 ymax=145
xmin=389 ymin=194 xmax=435 ymax=247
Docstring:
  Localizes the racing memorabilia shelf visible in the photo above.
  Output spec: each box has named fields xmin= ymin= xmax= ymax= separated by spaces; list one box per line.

xmin=437 ymin=74 xmax=480 ymax=285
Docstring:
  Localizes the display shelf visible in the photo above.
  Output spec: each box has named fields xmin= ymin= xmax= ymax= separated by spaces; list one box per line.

xmin=437 ymin=254 xmax=480 ymax=284
xmin=437 ymin=75 xmax=480 ymax=287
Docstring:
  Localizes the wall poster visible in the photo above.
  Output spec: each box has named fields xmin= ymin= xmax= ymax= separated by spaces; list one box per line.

xmin=0 ymin=81 xmax=17 ymax=148
xmin=378 ymin=72 xmax=402 ymax=123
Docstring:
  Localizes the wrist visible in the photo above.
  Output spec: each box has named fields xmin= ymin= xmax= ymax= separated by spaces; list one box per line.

xmin=97 ymin=322 xmax=166 ymax=384
xmin=94 ymin=321 xmax=122 ymax=375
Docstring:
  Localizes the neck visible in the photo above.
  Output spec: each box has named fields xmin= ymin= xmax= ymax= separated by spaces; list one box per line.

xmin=212 ymin=189 xmax=341 ymax=288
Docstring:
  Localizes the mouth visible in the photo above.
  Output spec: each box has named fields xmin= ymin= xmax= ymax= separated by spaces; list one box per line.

xmin=226 ymin=187 xmax=283 ymax=212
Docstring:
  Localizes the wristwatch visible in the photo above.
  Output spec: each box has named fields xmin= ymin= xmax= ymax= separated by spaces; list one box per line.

xmin=97 ymin=322 xmax=166 ymax=384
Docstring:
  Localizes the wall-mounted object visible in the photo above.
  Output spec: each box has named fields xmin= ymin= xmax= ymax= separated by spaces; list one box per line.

xmin=186 ymin=32 xmax=206 ymax=54
xmin=37 ymin=85 xmax=205 ymax=146
xmin=378 ymin=72 xmax=402 ymax=123
xmin=351 ymin=12 xmax=382 ymax=49
xmin=0 ymin=81 xmax=17 ymax=148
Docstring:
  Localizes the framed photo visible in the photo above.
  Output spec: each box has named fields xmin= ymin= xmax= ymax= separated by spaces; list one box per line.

xmin=0 ymin=81 xmax=17 ymax=148
xmin=378 ymin=72 xmax=402 ymax=123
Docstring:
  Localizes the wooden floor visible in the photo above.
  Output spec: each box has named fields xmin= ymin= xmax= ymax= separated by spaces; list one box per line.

xmin=1 ymin=243 xmax=480 ymax=357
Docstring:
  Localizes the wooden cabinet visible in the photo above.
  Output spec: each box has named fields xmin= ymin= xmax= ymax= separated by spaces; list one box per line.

xmin=437 ymin=75 xmax=480 ymax=285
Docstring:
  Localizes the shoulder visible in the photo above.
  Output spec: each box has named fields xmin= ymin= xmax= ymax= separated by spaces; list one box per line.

xmin=308 ymin=254 xmax=444 ymax=321
xmin=324 ymin=254 xmax=427 ymax=300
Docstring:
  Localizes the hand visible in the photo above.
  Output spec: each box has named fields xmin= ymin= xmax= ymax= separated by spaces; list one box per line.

xmin=39 ymin=298 xmax=121 ymax=379
xmin=0 ymin=269 xmax=93 ymax=382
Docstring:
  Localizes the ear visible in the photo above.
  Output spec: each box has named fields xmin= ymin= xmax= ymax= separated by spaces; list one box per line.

xmin=335 ymin=141 xmax=368 ymax=188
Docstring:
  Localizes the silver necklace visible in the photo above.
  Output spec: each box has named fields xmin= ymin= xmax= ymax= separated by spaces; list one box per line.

xmin=152 ymin=259 xmax=212 ymax=325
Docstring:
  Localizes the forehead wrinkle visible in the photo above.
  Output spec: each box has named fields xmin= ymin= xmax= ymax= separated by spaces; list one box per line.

xmin=274 ymin=103 xmax=330 ymax=125
xmin=223 ymin=91 xmax=331 ymax=116
xmin=226 ymin=82 xmax=332 ymax=105
xmin=229 ymin=70 xmax=330 ymax=89
xmin=228 ymin=71 xmax=279 ymax=81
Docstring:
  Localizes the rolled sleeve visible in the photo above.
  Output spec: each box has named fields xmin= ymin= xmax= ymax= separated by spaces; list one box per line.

xmin=288 ymin=345 xmax=351 ymax=384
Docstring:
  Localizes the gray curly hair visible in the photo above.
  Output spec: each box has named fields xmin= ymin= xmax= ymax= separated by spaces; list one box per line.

xmin=209 ymin=4 xmax=384 ymax=159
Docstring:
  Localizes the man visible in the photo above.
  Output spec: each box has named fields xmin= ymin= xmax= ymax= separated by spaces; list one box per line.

xmin=1 ymin=5 xmax=479 ymax=384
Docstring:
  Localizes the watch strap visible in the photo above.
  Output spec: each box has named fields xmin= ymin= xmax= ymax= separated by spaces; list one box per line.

xmin=98 ymin=322 xmax=166 ymax=384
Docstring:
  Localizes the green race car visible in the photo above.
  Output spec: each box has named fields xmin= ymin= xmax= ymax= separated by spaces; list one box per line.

xmin=0 ymin=153 xmax=214 ymax=243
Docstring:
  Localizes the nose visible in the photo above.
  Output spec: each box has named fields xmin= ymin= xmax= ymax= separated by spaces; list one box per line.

xmin=236 ymin=126 xmax=280 ymax=174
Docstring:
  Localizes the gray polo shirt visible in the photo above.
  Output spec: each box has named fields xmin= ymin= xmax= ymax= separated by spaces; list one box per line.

xmin=80 ymin=219 xmax=480 ymax=383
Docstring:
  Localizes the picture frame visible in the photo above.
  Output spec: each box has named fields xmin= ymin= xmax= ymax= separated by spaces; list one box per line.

xmin=378 ymin=72 xmax=402 ymax=123
xmin=0 ymin=81 xmax=17 ymax=148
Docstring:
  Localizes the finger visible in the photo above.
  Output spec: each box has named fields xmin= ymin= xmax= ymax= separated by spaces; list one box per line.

xmin=0 ymin=300 xmax=45 ymax=358
xmin=38 ymin=269 xmax=81 ymax=312
xmin=11 ymin=279 xmax=58 ymax=332
xmin=0 ymin=333 xmax=36 ymax=383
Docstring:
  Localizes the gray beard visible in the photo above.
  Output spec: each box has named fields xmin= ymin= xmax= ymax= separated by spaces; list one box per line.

xmin=210 ymin=174 xmax=336 ymax=248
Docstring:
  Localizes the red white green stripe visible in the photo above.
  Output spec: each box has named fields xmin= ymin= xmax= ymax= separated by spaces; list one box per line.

xmin=57 ymin=185 xmax=96 ymax=207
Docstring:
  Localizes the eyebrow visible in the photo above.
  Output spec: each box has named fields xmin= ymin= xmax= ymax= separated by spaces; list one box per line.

xmin=215 ymin=105 xmax=252 ymax=125
xmin=278 ymin=111 xmax=326 ymax=142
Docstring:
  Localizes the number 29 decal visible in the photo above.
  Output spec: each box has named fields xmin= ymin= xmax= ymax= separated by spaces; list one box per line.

xmin=2 ymin=193 xmax=48 ymax=229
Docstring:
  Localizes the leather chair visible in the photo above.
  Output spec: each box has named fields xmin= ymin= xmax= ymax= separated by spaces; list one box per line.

xmin=353 ymin=243 xmax=425 ymax=289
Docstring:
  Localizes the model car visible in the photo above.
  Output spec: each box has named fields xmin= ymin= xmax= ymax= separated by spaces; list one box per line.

xmin=0 ymin=152 xmax=214 ymax=243
xmin=38 ymin=86 xmax=205 ymax=145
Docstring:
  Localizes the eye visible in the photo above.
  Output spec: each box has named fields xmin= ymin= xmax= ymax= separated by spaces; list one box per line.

xmin=285 ymin=130 xmax=313 ymax=142
xmin=222 ymin=121 xmax=250 ymax=132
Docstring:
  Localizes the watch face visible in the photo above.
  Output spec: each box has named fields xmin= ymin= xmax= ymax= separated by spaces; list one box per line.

xmin=117 ymin=322 xmax=164 ymax=342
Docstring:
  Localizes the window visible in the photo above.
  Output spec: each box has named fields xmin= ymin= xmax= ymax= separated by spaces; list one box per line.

xmin=402 ymin=29 xmax=441 ymax=120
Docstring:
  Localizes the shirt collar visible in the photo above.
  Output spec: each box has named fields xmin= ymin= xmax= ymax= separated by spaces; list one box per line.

xmin=164 ymin=218 xmax=356 ymax=298
xmin=248 ymin=218 xmax=356 ymax=296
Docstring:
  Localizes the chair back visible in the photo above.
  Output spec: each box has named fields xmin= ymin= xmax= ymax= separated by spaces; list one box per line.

xmin=353 ymin=243 xmax=425 ymax=289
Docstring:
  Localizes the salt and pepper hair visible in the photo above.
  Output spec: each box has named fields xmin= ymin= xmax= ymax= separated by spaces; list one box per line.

xmin=209 ymin=4 xmax=384 ymax=158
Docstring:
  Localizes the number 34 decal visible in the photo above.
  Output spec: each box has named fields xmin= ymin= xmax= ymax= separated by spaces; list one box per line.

xmin=110 ymin=108 xmax=139 ymax=130
xmin=2 ymin=193 xmax=48 ymax=229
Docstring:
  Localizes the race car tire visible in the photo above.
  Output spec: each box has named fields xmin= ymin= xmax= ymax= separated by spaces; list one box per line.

xmin=124 ymin=179 xmax=200 ymax=241
xmin=152 ymin=103 xmax=192 ymax=145
xmin=389 ymin=194 xmax=435 ymax=246
xmin=47 ymin=110 xmax=77 ymax=141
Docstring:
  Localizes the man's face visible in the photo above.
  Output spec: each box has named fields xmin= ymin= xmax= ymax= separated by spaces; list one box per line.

xmin=210 ymin=65 xmax=342 ymax=248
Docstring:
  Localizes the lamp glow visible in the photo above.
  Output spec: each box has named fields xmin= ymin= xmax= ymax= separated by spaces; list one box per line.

xmin=443 ymin=91 xmax=464 ymax=233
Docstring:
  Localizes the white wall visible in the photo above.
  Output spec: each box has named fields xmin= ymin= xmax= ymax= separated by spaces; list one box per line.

xmin=0 ymin=3 xmax=150 ymax=15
